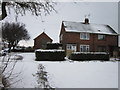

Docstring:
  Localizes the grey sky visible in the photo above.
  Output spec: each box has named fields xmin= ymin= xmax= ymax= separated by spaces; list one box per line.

xmin=3 ymin=2 xmax=119 ymax=46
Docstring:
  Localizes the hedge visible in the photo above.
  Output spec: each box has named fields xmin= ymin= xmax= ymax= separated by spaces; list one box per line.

xmin=69 ymin=52 xmax=110 ymax=61
xmin=35 ymin=49 xmax=65 ymax=61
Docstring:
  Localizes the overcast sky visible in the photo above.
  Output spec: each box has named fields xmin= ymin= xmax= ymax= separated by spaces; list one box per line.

xmin=3 ymin=1 xmax=119 ymax=47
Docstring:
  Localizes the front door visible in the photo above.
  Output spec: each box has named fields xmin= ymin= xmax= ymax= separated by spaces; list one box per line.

xmin=72 ymin=45 xmax=77 ymax=52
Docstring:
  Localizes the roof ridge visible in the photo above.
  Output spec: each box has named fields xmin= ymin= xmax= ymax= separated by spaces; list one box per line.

xmin=63 ymin=20 xmax=109 ymax=26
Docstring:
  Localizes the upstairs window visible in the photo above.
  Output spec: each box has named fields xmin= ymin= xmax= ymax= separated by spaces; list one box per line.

xmin=80 ymin=33 xmax=90 ymax=40
xmin=98 ymin=35 xmax=105 ymax=40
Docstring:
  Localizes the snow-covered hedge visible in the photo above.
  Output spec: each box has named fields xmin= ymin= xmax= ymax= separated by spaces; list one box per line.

xmin=35 ymin=49 xmax=64 ymax=52
xmin=73 ymin=52 xmax=108 ymax=55
xmin=69 ymin=52 xmax=110 ymax=61
xmin=35 ymin=49 xmax=65 ymax=61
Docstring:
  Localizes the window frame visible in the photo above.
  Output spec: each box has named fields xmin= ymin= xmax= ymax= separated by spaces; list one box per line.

xmin=66 ymin=44 xmax=77 ymax=51
xmin=80 ymin=33 xmax=90 ymax=40
xmin=80 ymin=45 xmax=90 ymax=52
xmin=98 ymin=34 xmax=106 ymax=40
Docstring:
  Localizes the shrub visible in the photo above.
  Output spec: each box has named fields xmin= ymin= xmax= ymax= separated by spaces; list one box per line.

xmin=69 ymin=52 xmax=110 ymax=61
xmin=35 ymin=49 xmax=65 ymax=61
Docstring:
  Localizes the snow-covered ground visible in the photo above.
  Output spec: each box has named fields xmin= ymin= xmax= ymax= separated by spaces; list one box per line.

xmin=0 ymin=53 xmax=118 ymax=88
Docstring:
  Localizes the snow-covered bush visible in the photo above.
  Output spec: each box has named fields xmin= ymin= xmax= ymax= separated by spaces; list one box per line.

xmin=69 ymin=52 xmax=110 ymax=61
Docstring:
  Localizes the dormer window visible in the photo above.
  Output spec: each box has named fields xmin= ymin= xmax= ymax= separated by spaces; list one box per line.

xmin=80 ymin=33 xmax=90 ymax=40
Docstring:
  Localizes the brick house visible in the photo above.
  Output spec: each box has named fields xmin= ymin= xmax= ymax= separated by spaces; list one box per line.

xmin=59 ymin=18 xmax=118 ymax=56
xmin=33 ymin=32 xmax=53 ymax=49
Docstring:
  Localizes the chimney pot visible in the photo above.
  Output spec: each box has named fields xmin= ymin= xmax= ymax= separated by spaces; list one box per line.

xmin=84 ymin=18 xmax=89 ymax=24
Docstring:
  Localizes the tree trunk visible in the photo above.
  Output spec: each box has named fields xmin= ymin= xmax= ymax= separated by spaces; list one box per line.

xmin=2 ymin=2 xmax=7 ymax=20
xmin=8 ymin=43 xmax=11 ymax=53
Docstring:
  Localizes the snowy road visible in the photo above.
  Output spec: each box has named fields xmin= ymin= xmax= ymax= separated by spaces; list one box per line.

xmin=0 ymin=53 xmax=118 ymax=88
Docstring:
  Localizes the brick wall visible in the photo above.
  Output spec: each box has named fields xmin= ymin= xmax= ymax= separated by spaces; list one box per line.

xmin=34 ymin=33 xmax=52 ymax=49
xmin=60 ymin=31 xmax=118 ymax=55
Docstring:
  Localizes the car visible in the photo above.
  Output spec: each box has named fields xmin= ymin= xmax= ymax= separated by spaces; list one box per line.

xmin=0 ymin=49 xmax=9 ymax=56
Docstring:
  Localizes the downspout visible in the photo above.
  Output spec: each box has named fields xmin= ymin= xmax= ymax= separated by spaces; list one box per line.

xmin=93 ymin=34 xmax=95 ymax=52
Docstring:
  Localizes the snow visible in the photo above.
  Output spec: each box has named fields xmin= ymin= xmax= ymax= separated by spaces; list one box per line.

xmin=35 ymin=49 xmax=65 ymax=52
xmin=0 ymin=53 xmax=118 ymax=88
xmin=72 ymin=52 xmax=108 ymax=54
xmin=44 ymin=62 xmax=118 ymax=88
xmin=63 ymin=21 xmax=118 ymax=35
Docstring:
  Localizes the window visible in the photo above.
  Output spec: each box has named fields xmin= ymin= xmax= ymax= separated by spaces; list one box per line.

xmin=80 ymin=45 xmax=89 ymax=52
xmin=66 ymin=44 xmax=77 ymax=51
xmin=80 ymin=33 xmax=90 ymax=40
xmin=98 ymin=35 xmax=105 ymax=40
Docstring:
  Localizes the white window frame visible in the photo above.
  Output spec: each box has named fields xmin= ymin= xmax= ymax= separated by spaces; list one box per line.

xmin=66 ymin=44 xmax=77 ymax=51
xmin=80 ymin=33 xmax=90 ymax=40
xmin=80 ymin=45 xmax=90 ymax=52
xmin=98 ymin=34 xmax=105 ymax=40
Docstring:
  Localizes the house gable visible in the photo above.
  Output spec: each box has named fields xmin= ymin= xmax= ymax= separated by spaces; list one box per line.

xmin=59 ymin=22 xmax=66 ymax=36
xmin=34 ymin=32 xmax=53 ymax=49
xmin=34 ymin=32 xmax=53 ymax=41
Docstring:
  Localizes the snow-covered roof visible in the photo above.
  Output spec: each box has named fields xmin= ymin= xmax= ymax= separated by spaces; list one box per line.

xmin=63 ymin=21 xmax=118 ymax=35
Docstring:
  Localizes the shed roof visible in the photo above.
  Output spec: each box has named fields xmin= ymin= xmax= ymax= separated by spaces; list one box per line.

xmin=63 ymin=21 xmax=118 ymax=35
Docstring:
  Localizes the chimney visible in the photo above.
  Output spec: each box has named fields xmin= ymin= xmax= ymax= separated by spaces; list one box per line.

xmin=84 ymin=18 xmax=89 ymax=24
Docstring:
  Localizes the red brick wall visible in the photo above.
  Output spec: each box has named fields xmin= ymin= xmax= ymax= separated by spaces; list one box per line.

xmin=60 ymin=30 xmax=118 ymax=53
xmin=34 ymin=33 xmax=52 ymax=49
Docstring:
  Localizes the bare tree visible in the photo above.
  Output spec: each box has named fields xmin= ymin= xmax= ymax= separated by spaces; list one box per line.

xmin=0 ymin=54 xmax=23 ymax=88
xmin=2 ymin=22 xmax=30 ymax=52
xmin=0 ymin=0 xmax=57 ymax=20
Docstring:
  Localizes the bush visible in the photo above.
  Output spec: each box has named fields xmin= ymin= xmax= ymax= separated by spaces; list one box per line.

xmin=46 ymin=43 xmax=62 ymax=49
xmin=69 ymin=52 xmax=110 ymax=61
xmin=35 ymin=49 xmax=65 ymax=61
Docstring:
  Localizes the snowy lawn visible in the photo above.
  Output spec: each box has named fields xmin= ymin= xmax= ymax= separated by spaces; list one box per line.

xmin=0 ymin=53 xmax=118 ymax=88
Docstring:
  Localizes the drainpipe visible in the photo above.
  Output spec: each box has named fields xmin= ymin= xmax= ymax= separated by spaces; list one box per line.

xmin=93 ymin=34 xmax=95 ymax=52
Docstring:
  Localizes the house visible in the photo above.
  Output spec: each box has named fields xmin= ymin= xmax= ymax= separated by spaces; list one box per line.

xmin=33 ymin=32 xmax=53 ymax=49
xmin=59 ymin=18 xmax=118 ymax=57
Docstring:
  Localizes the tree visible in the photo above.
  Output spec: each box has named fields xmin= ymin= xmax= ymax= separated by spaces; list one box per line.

xmin=0 ymin=0 xmax=56 ymax=20
xmin=2 ymin=22 xmax=30 ymax=52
